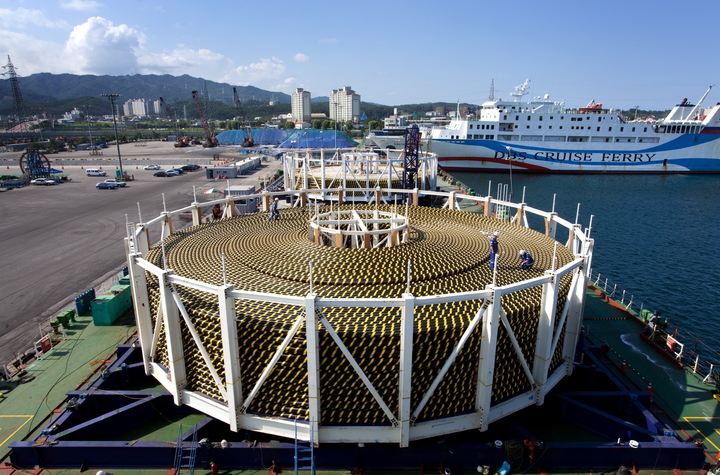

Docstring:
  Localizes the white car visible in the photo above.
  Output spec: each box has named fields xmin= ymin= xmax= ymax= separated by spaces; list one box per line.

xmin=104 ymin=178 xmax=126 ymax=187
xmin=144 ymin=164 xmax=161 ymax=170
xmin=30 ymin=178 xmax=57 ymax=185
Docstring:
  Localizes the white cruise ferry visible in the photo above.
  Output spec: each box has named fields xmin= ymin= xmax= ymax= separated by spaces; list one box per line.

xmin=425 ymin=80 xmax=720 ymax=173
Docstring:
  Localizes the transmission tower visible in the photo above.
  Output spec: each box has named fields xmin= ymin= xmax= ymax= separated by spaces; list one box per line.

xmin=2 ymin=56 xmax=27 ymax=129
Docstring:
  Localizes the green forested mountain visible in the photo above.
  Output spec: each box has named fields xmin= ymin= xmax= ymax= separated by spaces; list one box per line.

xmin=0 ymin=72 xmax=479 ymax=122
xmin=0 ymin=73 xmax=289 ymax=106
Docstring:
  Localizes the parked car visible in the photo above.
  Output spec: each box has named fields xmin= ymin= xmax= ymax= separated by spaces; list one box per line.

xmin=104 ymin=179 xmax=126 ymax=187
xmin=96 ymin=182 xmax=117 ymax=189
xmin=154 ymin=170 xmax=179 ymax=177
xmin=31 ymin=178 xmax=57 ymax=185
xmin=168 ymin=168 xmax=184 ymax=175
xmin=181 ymin=164 xmax=201 ymax=171
xmin=165 ymin=170 xmax=180 ymax=176
xmin=144 ymin=164 xmax=161 ymax=170
xmin=86 ymin=169 xmax=107 ymax=176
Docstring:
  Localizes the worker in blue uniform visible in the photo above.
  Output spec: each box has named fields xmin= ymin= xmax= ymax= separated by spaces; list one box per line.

xmin=268 ymin=197 xmax=280 ymax=220
xmin=519 ymin=249 xmax=534 ymax=270
xmin=489 ymin=232 xmax=499 ymax=269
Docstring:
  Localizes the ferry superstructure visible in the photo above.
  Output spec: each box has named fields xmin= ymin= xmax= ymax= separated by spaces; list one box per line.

xmin=426 ymin=80 xmax=720 ymax=173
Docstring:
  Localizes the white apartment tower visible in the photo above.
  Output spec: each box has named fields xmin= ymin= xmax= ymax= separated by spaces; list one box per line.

xmin=291 ymin=88 xmax=312 ymax=123
xmin=122 ymin=98 xmax=164 ymax=117
xmin=329 ymin=86 xmax=361 ymax=122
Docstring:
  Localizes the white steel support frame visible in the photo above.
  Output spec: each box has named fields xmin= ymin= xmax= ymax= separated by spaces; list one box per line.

xmin=219 ymin=284 xmax=242 ymax=431
xmin=126 ymin=187 xmax=592 ymax=446
xmin=398 ymin=293 xmax=414 ymax=447
xmin=283 ymin=149 xmax=437 ymax=203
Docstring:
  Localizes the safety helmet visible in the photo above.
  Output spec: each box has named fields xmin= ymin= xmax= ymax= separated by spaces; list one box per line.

xmin=274 ymin=197 xmax=279 ymax=201
xmin=493 ymin=232 xmax=499 ymax=236
xmin=519 ymin=250 xmax=525 ymax=255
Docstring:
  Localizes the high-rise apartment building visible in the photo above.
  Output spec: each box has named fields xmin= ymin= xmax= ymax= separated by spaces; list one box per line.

xmin=291 ymin=88 xmax=312 ymax=123
xmin=122 ymin=98 xmax=164 ymax=117
xmin=329 ymin=86 xmax=361 ymax=122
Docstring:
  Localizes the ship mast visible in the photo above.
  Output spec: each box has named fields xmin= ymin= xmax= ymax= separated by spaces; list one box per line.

xmin=684 ymin=84 xmax=715 ymax=121
xmin=510 ymin=78 xmax=531 ymax=102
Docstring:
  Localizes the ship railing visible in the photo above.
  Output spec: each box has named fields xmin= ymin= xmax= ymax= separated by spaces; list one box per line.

xmin=588 ymin=269 xmax=719 ymax=386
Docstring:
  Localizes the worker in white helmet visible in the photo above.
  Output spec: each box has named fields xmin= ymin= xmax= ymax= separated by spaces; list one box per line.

xmin=489 ymin=232 xmax=499 ymax=269
xmin=269 ymin=197 xmax=280 ymax=220
xmin=519 ymin=249 xmax=534 ymax=270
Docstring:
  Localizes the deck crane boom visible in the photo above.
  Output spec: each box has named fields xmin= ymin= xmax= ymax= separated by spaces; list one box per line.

xmin=191 ymin=90 xmax=217 ymax=148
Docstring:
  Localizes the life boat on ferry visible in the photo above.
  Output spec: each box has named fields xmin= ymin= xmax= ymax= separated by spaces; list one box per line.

xmin=579 ymin=100 xmax=603 ymax=113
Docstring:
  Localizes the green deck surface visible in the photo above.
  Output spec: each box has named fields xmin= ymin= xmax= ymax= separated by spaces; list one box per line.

xmin=1 ymin=287 xmax=718 ymax=474
xmin=0 ymin=312 xmax=134 ymax=462
xmin=583 ymin=288 xmax=720 ymax=459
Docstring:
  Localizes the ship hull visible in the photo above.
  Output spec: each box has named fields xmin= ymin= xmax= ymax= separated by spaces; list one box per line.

xmin=428 ymin=133 xmax=720 ymax=173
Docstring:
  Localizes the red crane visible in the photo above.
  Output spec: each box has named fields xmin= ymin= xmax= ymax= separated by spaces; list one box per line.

xmin=191 ymin=90 xmax=217 ymax=148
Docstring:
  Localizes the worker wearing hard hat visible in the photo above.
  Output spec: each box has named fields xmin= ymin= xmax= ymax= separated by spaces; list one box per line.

xmin=268 ymin=197 xmax=280 ymax=220
xmin=519 ymin=250 xmax=534 ymax=270
xmin=489 ymin=232 xmax=499 ymax=269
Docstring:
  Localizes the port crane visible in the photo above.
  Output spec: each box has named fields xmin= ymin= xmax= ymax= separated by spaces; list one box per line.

xmin=191 ymin=90 xmax=217 ymax=148
xmin=160 ymin=96 xmax=189 ymax=148
xmin=233 ymin=87 xmax=253 ymax=147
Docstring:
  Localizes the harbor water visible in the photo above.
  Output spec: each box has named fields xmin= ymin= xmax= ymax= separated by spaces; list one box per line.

xmin=454 ymin=172 xmax=720 ymax=345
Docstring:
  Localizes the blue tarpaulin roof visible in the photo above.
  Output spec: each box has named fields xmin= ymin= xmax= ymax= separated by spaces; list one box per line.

xmin=278 ymin=130 xmax=357 ymax=148
xmin=215 ymin=129 xmax=290 ymax=146
xmin=215 ymin=129 xmax=357 ymax=148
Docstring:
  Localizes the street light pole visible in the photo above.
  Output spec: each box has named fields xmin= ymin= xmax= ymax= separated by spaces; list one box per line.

xmin=101 ymin=93 xmax=123 ymax=177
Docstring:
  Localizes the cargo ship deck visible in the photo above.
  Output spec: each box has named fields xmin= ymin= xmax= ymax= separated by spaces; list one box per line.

xmin=1 ymin=283 xmax=717 ymax=475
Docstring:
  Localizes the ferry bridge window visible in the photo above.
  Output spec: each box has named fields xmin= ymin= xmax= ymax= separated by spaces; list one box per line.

xmin=644 ymin=127 xmax=648 ymax=132
xmin=559 ymin=126 xmax=563 ymax=129
xmin=609 ymin=127 xmax=612 ymax=132
xmin=470 ymin=124 xmax=473 ymax=129
xmin=491 ymin=125 xmax=495 ymax=129
xmin=632 ymin=127 xmax=636 ymax=132
xmin=527 ymin=116 xmax=531 ymax=120
xmin=620 ymin=127 xmax=624 ymax=132
xmin=515 ymin=115 xmax=519 ymax=120
xmin=539 ymin=116 xmax=543 ymax=121
xmin=486 ymin=135 xmax=494 ymax=139
xmin=597 ymin=127 xmax=601 ymax=131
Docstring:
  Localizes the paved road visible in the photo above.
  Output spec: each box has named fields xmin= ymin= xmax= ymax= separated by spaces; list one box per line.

xmin=0 ymin=142 xmax=282 ymax=365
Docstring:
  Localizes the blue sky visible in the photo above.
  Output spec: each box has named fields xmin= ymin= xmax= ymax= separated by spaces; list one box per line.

xmin=2 ymin=0 xmax=718 ymax=110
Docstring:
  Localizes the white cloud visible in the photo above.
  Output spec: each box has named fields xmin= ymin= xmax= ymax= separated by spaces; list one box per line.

xmin=0 ymin=30 xmax=66 ymax=74
xmin=137 ymin=46 xmax=232 ymax=79
xmin=0 ymin=8 xmax=70 ymax=29
xmin=275 ymin=77 xmax=296 ymax=90
xmin=63 ymin=17 xmax=144 ymax=75
xmin=293 ymin=53 xmax=309 ymax=63
xmin=60 ymin=0 xmax=102 ymax=12
xmin=221 ymin=57 xmax=286 ymax=86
